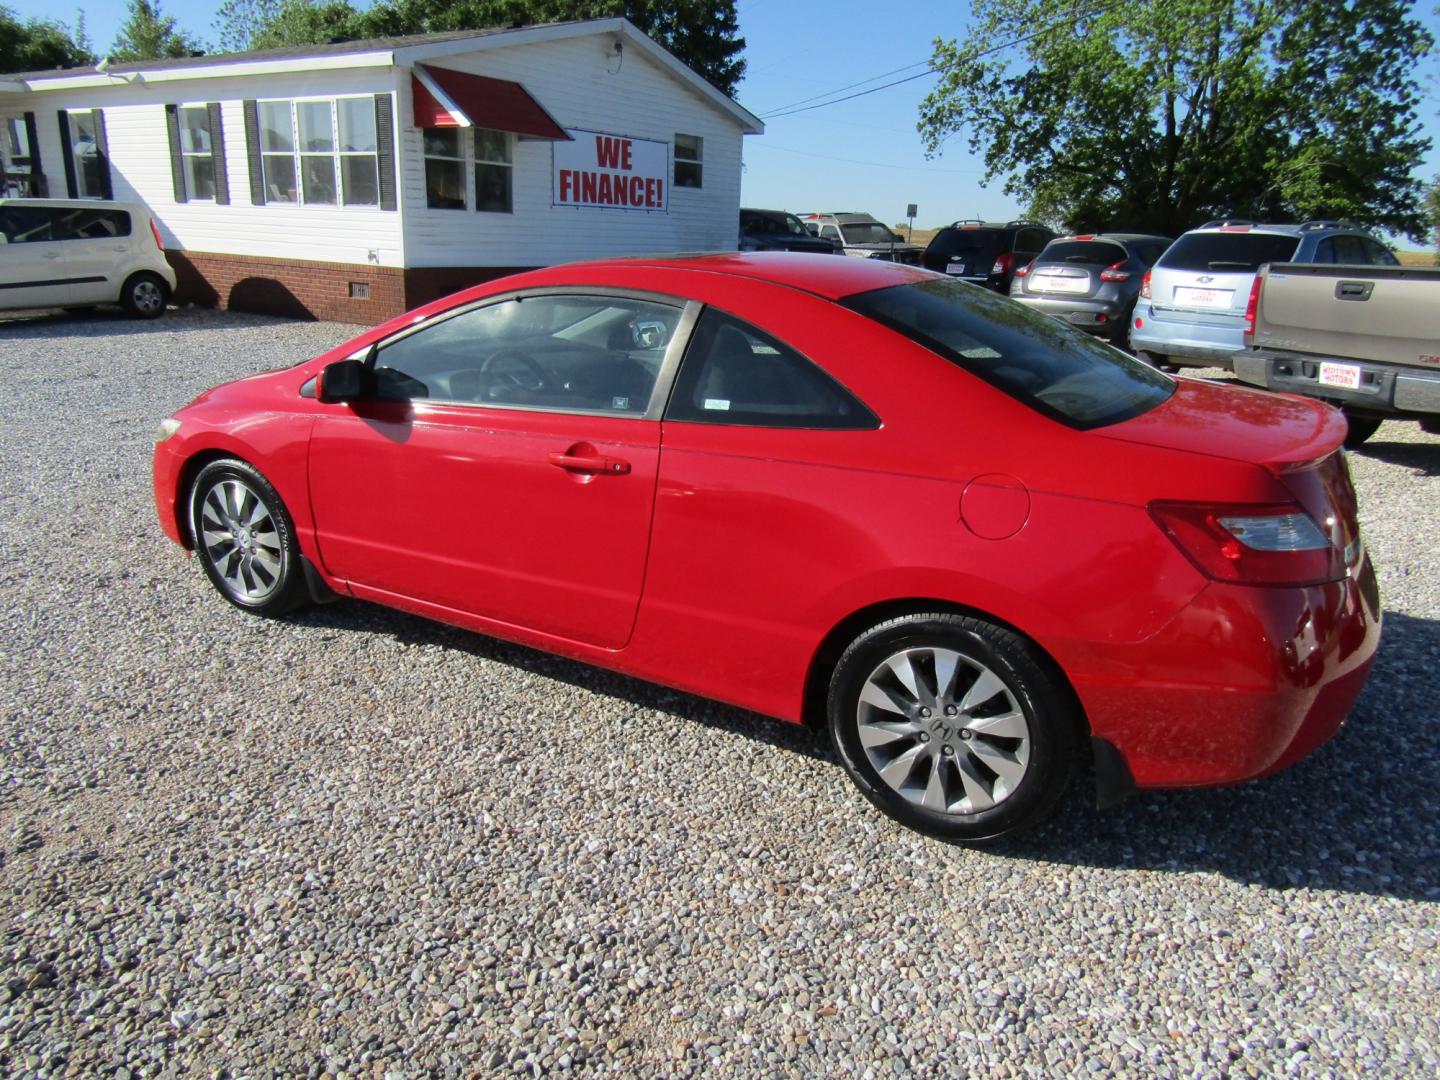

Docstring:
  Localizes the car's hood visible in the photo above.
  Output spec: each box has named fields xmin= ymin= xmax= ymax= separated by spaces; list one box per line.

xmin=1097 ymin=376 xmax=1346 ymax=470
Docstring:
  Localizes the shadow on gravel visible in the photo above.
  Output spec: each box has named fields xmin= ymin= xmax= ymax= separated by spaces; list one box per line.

xmin=0 ymin=308 xmax=311 ymax=338
xmin=1350 ymin=437 xmax=1440 ymax=476
xmin=290 ymin=601 xmax=1438 ymax=903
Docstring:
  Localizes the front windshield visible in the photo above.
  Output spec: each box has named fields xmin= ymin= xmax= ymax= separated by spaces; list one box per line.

xmin=843 ymin=278 xmax=1174 ymax=429
xmin=840 ymin=223 xmax=897 ymax=245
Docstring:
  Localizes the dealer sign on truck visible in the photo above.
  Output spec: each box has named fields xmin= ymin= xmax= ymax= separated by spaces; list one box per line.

xmin=554 ymin=130 xmax=669 ymax=213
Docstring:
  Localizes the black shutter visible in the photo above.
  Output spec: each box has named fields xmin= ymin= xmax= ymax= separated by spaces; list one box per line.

xmin=374 ymin=92 xmax=396 ymax=212
xmin=92 ymin=110 xmax=113 ymax=200
xmin=242 ymin=99 xmax=265 ymax=205
xmin=165 ymin=104 xmax=187 ymax=202
xmin=208 ymin=102 xmax=229 ymax=205
xmin=22 ymin=112 xmax=42 ymax=196
xmin=57 ymin=111 xmax=77 ymax=198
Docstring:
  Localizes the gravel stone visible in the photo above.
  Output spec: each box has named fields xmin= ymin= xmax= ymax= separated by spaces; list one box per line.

xmin=1 ymin=310 xmax=1437 ymax=1076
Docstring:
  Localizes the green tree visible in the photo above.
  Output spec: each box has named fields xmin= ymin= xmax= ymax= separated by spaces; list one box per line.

xmin=1 ymin=6 xmax=95 ymax=72
xmin=919 ymin=0 xmax=1432 ymax=238
xmin=110 ymin=0 xmax=201 ymax=60
xmin=1426 ymin=178 xmax=1440 ymax=265
xmin=215 ymin=0 xmax=745 ymax=95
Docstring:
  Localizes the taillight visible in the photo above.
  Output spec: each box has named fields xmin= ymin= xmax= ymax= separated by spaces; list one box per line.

xmin=1014 ymin=263 xmax=1031 ymax=278
xmin=991 ymin=252 xmax=1014 ymax=276
xmin=1149 ymin=501 xmax=1344 ymax=587
xmin=1243 ymin=275 xmax=1263 ymax=341
xmin=149 ymin=218 xmax=164 ymax=250
xmin=1099 ymin=260 xmax=1130 ymax=282
xmin=1139 ymin=270 xmax=1152 ymax=299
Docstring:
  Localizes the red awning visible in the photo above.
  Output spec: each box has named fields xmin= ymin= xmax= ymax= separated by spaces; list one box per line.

xmin=411 ymin=65 xmax=569 ymax=140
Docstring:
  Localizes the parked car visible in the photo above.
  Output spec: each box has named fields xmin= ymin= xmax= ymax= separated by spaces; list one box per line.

xmin=0 ymin=198 xmax=175 ymax=318
xmin=153 ymin=253 xmax=1379 ymax=842
xmin=922 ymin=220 xmax=1056 ymax=291
xmin=1130 ymin=220 xmax=1398 ymax=370
xmin=1008 ymin=233 xmax=1171 ymax=343
xmin=739 ymin=208 xmax=841 ymax=254
xmin=801 ymin=212 xmax=923 ymax=263
xmin=1235 ymin=261 xmax=1440 ymax=446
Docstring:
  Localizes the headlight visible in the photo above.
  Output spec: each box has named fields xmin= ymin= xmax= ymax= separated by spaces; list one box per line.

xmin=155 ymin=417 xmax=182 ymax=442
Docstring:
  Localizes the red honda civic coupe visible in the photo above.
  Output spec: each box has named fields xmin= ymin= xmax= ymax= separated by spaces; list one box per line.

xmin=153 ymin=253 xmax=1380 ymax=841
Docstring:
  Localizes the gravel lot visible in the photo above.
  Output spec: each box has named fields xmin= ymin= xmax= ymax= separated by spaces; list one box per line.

xmin=1 ymin=307 xmax=1437 ymax=1077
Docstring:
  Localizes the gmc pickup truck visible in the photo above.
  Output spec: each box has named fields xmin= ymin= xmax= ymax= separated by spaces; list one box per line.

xmin=1234 ymin=263 xmax=1440 ymax=446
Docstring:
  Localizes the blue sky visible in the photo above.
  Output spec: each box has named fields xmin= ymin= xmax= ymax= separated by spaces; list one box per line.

xmin=9 ymin=0 xmax=1440 ymax=245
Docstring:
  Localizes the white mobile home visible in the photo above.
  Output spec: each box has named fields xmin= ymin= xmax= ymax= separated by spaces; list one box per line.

xmin=0 ymin=19 xmax=762 ymax=321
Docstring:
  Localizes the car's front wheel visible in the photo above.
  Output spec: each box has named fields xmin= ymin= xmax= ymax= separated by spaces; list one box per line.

xmin=189 ymin=459 xmax=308 ymax=616
xmin=121 ymin=272 xmax=169 ymax=319
xmin=828 ymin=613 xmax=1079 ymax=842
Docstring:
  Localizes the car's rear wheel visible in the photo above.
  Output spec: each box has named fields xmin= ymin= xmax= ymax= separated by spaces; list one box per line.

xmin=827 ymin=613 xmax=1079 ymax=842
xmin=189 ymin=459 xmax=308 ymax=616
xmin=121 ymin=272 xmax=168 ymax=319
xmin=1341 ymin=411 xmax=1383 ymax=448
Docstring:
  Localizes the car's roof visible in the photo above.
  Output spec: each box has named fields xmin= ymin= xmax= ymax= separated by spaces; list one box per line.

xmin=740 ymin=208 xmax=792 ymax=218
xmin=1050 ymin=232 xmax=1171 ymax=243
xmin=523 ymin=251 xmax=932 ymax=300
xmin=1181 ymin=222 xmax=1372 ymax=238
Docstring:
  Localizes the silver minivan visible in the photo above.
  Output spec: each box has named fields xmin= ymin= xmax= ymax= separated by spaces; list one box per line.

xmin=0 ymin=199 xmax=176 ymax=318
xmin=1130 ymin=220 xmax=1398 ymax=369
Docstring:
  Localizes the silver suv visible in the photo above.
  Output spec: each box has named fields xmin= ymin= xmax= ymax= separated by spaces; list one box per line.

xmin=800 ymin=212 xmax=923 ymax=264
xmin=1130 ymin=220 xmax=1398 ymax=369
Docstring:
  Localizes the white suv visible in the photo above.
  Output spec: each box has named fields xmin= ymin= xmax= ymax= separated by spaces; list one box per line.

xmin=0 ymin=199 xmax=176 ymax=318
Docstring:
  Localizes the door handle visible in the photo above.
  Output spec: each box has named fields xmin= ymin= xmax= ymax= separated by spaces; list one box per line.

xmin=43 ymin=251 xmax=62 ymax=259
xmin=548 ymin=451 xmax=630 ymax=475
xmin=1335 ymin=281 xmax=1373 ymax=301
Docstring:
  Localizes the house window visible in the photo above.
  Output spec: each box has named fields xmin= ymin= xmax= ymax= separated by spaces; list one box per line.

xmin=179 ymin=105 xmax=215 ymax=200
xmin=258 ymin=98 xmax=379 ymax=206
xmin=674 ymin=133 xmax=702 ymax=189
xmin=66 ymin=110 xmax=107 ymax=199
xmin=474 ymin=129 xmax=512 ymax=213
xmin=424 ymin=129 xmax=466 ymax=209
xmin=2 ymin=117 xmax=33 ymax=196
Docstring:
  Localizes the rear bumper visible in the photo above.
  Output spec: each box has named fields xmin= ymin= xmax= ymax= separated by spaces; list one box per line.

xmin=1234 ymin=350 xmax=1440 ymax=417
xmin=1076 ymin=553 xmax=1382 ymax=789
xmin=1130 ymin=305 xmax=1246 ymax=366
xmin=1014 ymin=295 xmax=1129 ymax=335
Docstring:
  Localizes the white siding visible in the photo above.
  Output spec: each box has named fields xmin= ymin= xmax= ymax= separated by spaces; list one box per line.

xmin=2 ymin=70 xmax=405 ymax=268
xmin=399 ymin=37 xmax=744 ymax=267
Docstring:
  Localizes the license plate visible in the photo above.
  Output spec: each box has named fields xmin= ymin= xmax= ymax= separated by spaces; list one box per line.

xmin=1319 ymin=362 xmax=1362 ymax=390
xmin=1173 ymin=286 xmax=1234 ymax=309
xmin=1034 ymin=274 xmax=1088 ymax=294
xmin=948 ymin=261 xmax=967 ymax=274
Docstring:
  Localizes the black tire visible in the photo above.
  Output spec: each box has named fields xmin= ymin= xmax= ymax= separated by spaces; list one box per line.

xmin=120 ymin=272 xmax=169 ymax=319
xmin=1341 ymin=412 xmax=1383 ymax=449
xmin=189 ymin=458 xmax=309 ymax=617
xmin=827 ymin=613 xmax=1079 ymax=842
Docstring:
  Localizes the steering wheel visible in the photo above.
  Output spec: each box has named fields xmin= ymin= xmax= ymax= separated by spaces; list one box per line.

xmin=480 ymin=350 xmax=547 ymax=392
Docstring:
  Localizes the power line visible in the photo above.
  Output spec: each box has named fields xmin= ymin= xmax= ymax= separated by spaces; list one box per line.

xmin=748 ymin=142 xmax=987 ymax=174
xmin=756 ymin=59 xmax=935 ymax=118
xmin=762 ymin=67 xmax=940 ymax=120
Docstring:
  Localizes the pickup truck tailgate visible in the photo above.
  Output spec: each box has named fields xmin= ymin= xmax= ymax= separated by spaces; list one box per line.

xmin=1253 ymin=263 xmax=1440 ymax=369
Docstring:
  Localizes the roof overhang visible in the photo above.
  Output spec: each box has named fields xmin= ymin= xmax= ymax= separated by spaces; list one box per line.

xmin=411 ymin=65 xmax=569 ymax=140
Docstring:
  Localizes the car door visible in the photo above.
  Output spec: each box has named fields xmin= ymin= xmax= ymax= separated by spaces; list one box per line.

xmin=52 ymin=205 xmax=133 ymax=303
xmin=307 ymin=290 xmax=694 ymax=649
xmin=0 ymin=204 xmax=68 ymax=307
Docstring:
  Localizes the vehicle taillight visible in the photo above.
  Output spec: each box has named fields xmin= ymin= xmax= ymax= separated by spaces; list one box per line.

xmin=149 ymin=218 xmax=164 ymax=250
xmin=992 ymin=252 xmax=1014 ymax=276
xmin=1014 ymin=263 xmax=1031 ymax=278
xmin=1149 ymin=501 xmax=1344 ymax=587
xmin=1243 ymin=275 xmax=1263 ymax=341
xmin=1139 ymin=270 xmax=1152 ymax=299
xmin=1099 ymin=260 xmax=1130 ymax=282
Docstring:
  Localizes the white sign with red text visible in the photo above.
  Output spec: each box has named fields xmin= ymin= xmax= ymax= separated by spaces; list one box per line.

xmin=553 ymin=130 xmax=669 ymax=213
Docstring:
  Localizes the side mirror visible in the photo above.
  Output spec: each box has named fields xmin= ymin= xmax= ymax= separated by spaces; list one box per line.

xmin=318 ymin=357 xmax=370 ymax=403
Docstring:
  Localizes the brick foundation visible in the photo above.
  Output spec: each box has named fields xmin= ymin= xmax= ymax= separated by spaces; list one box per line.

xmin=166 ymin=251 xmax=537 ymax=323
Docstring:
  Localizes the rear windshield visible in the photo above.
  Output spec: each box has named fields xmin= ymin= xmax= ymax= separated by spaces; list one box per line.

xmin=925 ymin=228 xmax=1005 ymax=261
xmin=1158 ymin=232 xmax=1299 ymax=272
xmin=1036 ymin=240 xmax=1126 ymax=265
xmin=843 ymin=278 xmax=1174 ymax=429
xmin=840 ymin=222 xmax=895 ymax=245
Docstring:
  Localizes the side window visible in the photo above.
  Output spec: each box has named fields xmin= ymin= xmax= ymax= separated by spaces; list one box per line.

xmin=1018 ymin=228 xmax=1048 ymax=257
xmin=0 ymin=205 xmax=54 ymax=243
xmin=1332 ymin=235 xmax=1370 ymax=265
xmin=1314 ymin=238 xmax=1335 ymax=263
xmin=1364 ymin=238 xmax=1400 ymax=266
xmin=820 ymin=225 xmax=841 ymax=241
xmin=373 ymin=294 xmax=681 ymax=413
xmin=666 ymin=310 xmax=878 ymax=430
xmin=55 ymin=207 xmax=131 ymax=239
